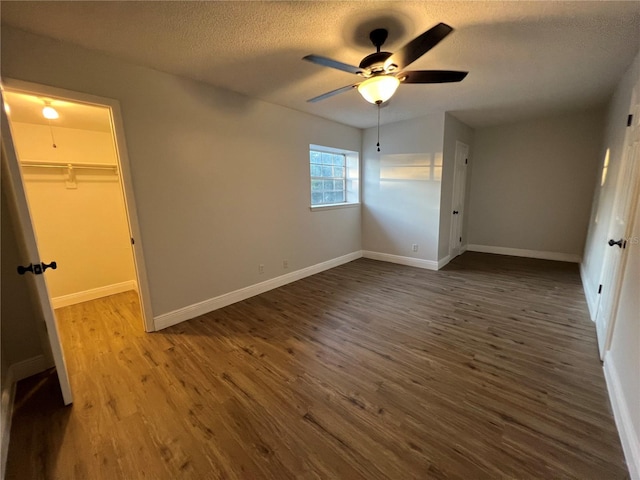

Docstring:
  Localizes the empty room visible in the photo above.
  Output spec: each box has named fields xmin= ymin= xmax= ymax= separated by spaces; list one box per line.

xmin=1 ymin=2 xmax=639 ymax=479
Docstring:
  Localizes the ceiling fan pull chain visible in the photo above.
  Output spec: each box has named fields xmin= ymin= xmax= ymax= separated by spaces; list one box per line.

xmin=377 ymin=103 xmax=381 ymax=152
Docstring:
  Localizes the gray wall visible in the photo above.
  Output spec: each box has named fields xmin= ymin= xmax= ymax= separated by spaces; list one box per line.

xmin=467 ymin=110 xmax=603 ymax=257
xmin=2 ymin=27 xmax=362 ymax=319
xmin=362 ymin=113 xmax=445 ymax=262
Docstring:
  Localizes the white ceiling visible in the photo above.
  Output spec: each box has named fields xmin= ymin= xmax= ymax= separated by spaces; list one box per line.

xmin=2 ymin=1 xmax=639 ymax=129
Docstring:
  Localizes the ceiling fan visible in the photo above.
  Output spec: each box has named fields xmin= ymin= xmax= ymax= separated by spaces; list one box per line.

xmin=303 ymin=23 xmax=468 ymax=104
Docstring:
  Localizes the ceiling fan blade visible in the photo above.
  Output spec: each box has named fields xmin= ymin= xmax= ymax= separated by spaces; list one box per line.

xmin=401 ymin=70 xmax=468 ymax=84
xmin=303 ymin=54 xmax=364 ymax=75
xmin=384 ymin=23 xmax=453 ymax=71
xmin=307 ymin=84 xmax=358 ymax=103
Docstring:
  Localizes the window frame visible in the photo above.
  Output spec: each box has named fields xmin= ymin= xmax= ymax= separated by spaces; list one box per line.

xmin=309 ymin=144 xmax=360 ymax=211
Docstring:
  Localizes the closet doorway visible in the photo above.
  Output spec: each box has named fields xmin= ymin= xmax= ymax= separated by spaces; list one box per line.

xmin=2 ymin=81 xmax=154 ymax=376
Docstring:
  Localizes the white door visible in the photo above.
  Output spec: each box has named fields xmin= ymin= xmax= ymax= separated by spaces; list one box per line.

xmin=449 ymin=141 xmax=469 ymax=258
xmin=595 ymin=81 xmax=640 ymax=359
xmin=1 ymin=101 xmax=73 ymax=405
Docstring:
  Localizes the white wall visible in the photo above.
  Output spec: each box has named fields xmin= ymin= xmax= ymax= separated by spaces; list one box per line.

xmin=11 ymin=122 xmax=136 ymax=301
xmin=1 ymin=27 xmax=362 ymax=319
xmin=362 ymin=113 xmax=444 ymax=264
xmin=439 ymin=113 xmax=474 ymax=260
xmin=467 ymin=110 xmax=604 ymax=260
xmin=10 ymin=122 xmax=117 ymax=165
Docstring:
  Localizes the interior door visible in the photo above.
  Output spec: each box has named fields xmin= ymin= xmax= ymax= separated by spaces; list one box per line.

xmin=449 ymin=141 xmax=469 ymax=257
xmin=1 ymin=99 xmax=73 ymax=405
xmin=595 ymin=82 xmax=640 ymax=359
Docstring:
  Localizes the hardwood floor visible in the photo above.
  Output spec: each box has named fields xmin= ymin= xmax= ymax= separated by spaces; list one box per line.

xmin=6 ymin=253 xmax=628 ymax=479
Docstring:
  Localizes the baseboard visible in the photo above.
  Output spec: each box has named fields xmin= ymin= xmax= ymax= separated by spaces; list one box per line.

xmin=580 ymin=263 xmax=598 ymax=321
xmin=604 ymin=359 xmax=640 ymax=479
xmin=1 ymin=368 xmax=16 ymax=480
xmin=52 ymin=280 xmax=138 ymax=308
xmin=466 ymin=244 xmax=581 ymax=263
xmin=154 ymin=251 xmax=363 ymax=331
xmin=9 ymin=355 xmax=51 ymax=382
xmin=438 ymin=254 xmax=452 ymax=269
xmin=362 ymin=251 xmax=439 ymax=271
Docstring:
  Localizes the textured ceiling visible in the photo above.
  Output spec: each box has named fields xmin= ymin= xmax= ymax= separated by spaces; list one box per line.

xmin=2 ymin=1 xmax=639 ymax=129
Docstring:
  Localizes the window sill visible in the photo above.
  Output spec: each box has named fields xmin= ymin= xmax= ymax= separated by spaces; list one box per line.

xmin=310 ymin=202 xmax=360 ymax=212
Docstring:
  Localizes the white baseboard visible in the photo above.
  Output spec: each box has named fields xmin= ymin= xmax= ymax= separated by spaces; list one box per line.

xmin=154 ymin=251 xmax=363 ymax=331
xmin=604 ymin=358 xmax=640 ymax=480
xmin=362 ymin=251 xmax=439 ymax=271
xmin=52 ymin=280 xmax=138 ymax=308
xmin=1 ymin=368 xmax=16 ymax=480
xmin=466 ymin=244 xmax=581 ymax=263
xmin=580 ymin=263 xmax=598 ymax=321
xmin=438 ymin=254 xmax=452 ymax=269
xmin=10 ymin=355 xmax=51 ymax=382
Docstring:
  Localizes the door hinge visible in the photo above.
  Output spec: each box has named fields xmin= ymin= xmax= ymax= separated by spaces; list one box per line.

xmin=131 ymin=237 xmax=135 ymax=245
xmin=459 ymin=236 xmax=462 ymax=242
xmin=598 ymin=284 xmax=603 ymax=294
xmin=465 ymin=158 xmax=468 ymax=165
xmin=627 ymin=114 xmax=633 ymax=127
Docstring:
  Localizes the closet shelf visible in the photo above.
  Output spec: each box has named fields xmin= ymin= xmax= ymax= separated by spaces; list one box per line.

xmin=20 ymin=160 xmax=118 ymax=173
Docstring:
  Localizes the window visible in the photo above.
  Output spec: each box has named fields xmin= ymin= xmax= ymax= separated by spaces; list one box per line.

xmin=309 ymin=145 xmax=359 ymax=208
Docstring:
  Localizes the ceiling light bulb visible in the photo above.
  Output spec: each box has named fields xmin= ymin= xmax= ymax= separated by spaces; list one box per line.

xmin=357 ymin=75 xmax=400 ymax=104
xmin=42 ymin=105 xmax=59 ymax=120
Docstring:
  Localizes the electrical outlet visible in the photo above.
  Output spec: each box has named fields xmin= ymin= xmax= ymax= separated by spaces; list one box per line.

xmin=412 ymin=244 xmax=418 ymax=252
xmin=258 ymin=264 xmax=264 ymax=274
xmin=283 ymin=259 xmax=288 ymax=269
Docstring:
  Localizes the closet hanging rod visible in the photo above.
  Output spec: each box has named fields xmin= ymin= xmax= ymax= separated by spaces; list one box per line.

xmin=20 ymin=160 xmax=118 ymax=172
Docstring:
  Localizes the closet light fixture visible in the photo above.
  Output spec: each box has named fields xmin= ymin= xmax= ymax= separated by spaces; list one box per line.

xmin=42 ymin=105 xmax=59 ymax=120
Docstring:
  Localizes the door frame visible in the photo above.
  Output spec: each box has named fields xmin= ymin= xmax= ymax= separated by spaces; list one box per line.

xmin=1 ymin=78 xmax=155 ymax=332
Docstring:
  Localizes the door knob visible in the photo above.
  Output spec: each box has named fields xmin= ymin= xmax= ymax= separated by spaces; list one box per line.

xmin=608 ymin=239 xmax=624 ymax=248
xmin=17 ymin=261 xmax=57 ymax=275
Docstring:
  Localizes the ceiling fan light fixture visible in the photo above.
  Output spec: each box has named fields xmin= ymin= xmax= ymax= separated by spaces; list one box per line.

xmin=357 ymin=75 xmax=400 ymax=104
xmin=42 ymin=105 xmax=59 ymax=120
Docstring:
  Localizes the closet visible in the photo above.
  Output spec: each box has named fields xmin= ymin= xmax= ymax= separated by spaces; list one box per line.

xmin=5 ymin=91 xmax=137 ymax=309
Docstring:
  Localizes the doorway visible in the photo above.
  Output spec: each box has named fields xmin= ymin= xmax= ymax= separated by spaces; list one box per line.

xmin=449 ymin=141 xmax=469 ymax=259
xmin=1 ymin=80 xmax=154 ymax=402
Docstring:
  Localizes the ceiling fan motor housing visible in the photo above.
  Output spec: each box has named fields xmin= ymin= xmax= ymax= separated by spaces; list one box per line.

xmin=359 ymin=51 xmax=394 ymax=73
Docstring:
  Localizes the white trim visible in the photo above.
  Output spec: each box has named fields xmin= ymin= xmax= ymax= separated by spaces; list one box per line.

xmin=154 ymin=251 xmax=363 ymax=330
xmin=438 ymin=255 xmax=452 ymax=269
xmin=10 ymin=355 xmax=52 ymax=382
xmin=580 ymin=263 xmax=598 ymax=321
xmin=310 ymin=203 xmax=360 ymax=211
xmin=51 ymin=280 xmax=138 ymax=309
xmin=362 ymin=251 xmax=439 ymax=271
xmin=1 ymin=367 xmax=16 ymax=479
xmin=604 ymin=359 xmax=640 ymax=480
xmin=466 ymin=244 xmax=581 ymax=263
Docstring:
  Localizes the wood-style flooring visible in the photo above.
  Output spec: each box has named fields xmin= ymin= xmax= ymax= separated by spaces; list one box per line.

xmin=6 ymin=253 xmax=628 ymax=479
